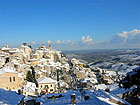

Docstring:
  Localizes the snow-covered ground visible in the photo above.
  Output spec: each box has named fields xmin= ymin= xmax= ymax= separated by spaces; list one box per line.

xmin=90 ymin=61 xmax=138 ymax=75
xmin=24 ymin=89 xmax=130 ymax=105
xmin=0 ymin=88 xmax=24 ymax=105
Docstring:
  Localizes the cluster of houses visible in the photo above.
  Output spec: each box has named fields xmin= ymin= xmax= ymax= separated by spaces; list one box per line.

xmin=0 ymin=43 xmax=121 ymax=96
xmin=0 ymin=43 xmax=139 ymax=105
xmin=70 ymin=58 xmax=98 ymax=89
xmin=0 ymin=43 xmax=69 ymax=97
xmin=92 ymin=66 xmax=126 ymax=85
xmin=70 ymin=58 xmax=125 ymax=89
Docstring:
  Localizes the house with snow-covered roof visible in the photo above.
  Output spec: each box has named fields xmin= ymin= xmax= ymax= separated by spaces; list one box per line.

xmin=35 ymin=69 xmax=47 ymax=79
xmin=76 ymin=71 xmax=86 ymax=80
xmin=0 ymin=67 xmax=21 ymax=90
xmin=22 ymin=81 xmax=38 ymax=96
xmin=30 ymin=58 xmax=38 ymax=66
xmin=37 ymin=76 xmax=57 ymax=94
xmin=33 ymin=64 xmax=44 ymax=71
xmin=1 ymin=45 xmax=11 ymax=53
xmin=32 ymin=53 xmax=40 ymax=60
xmin=61 ymin=62 xmax=70 ymax=72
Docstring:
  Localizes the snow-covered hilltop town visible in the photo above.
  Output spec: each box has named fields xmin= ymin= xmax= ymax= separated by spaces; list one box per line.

xmin=0 ymin=43 xmax=140 ymax=105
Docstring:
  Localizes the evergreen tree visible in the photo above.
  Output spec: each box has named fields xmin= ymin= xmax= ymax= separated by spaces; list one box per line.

xmin=31 ymin=66 xmax=35 ymax=80
xmin=26 ymin=71 xmax=34 ymax=82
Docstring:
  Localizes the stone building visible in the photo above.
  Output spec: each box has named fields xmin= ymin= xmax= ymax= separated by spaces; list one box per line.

xmin=0 ymin=67 xmax=20 ymax=90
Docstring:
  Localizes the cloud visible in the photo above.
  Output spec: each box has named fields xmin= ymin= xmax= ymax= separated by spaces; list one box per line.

xmin=14 ymin=29 xmax=139 ymax=50
xmin=61 ymin=41 xmax=65 ymax=44
xmin=66 ymin=40 xmax=71 ymax=43
xmin=117 ymin=29 xmax=140 ymax=39
xmin=110 ymin=29 xmax=140 ymax=45
xmin=65 ymin=40 xmax=72 ymax=44
xmin=81 ymin=35 xmax=93 ymax=45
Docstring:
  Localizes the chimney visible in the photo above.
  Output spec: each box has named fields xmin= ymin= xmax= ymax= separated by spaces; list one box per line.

xmin=35 ymin=89 xmax=38 ymax=95
xmin=84 ymin=95 xmax=90 ymax=100
xmin=71 ymin=94 xmax=76 ymax=104
xmin=23 ymin=43 xmax=28 ymax=46
xmin=18 ymin=89 xmax=21 ymax=95
xmin=52 ymin=95 xmax=55 ymax=101
xmin=49 ymin=45 xmax=52 ymax=51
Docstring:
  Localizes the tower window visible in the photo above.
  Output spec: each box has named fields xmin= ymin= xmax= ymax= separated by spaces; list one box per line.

xmin=13 ymin=77 xmax=15 ymax=81
xmin=10 ymin=77 xmax=12 ymax=82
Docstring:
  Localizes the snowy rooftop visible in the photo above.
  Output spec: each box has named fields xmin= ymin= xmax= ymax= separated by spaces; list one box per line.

xmin=36 ymin=69 xmax=47 ymax=74
xmin=39 ymin=58 xmax=47 ymax=62
xmin=18 ymin=73 xmax=24 ymax=78
xmin=0 ymin=88 xmax=24 ymax=105
xmin=31 ymin=58 xmax=38 ymax=61
xmin=80 ymin=77 xmax=98 ymax=84
xmin=1 ymin=47 xmax=11 ymax=51
xmin=37 ymin=77 xmax=56 ymax=84
xmin=9 ymin=49 xmax=19 ymax=53
xmin=106 ymin=71 xmax=116 ymax=76
xmin=110 ymin=85 xmax=137 ymax=96
xmin=95 ymin=84 xmax=108 ymax=90
xmin=23 ymin=82 xmax=37 ymax=93
xmin=0 ymin=54 xmax=5 ymax=57
xmin=33 ymin=53 xmax=39 ymax=55
xmin=0 ymin=67 xmax=16 ymax=74
xmin=20 ymin=45 xmax=30 ymax=48
xmin=26 ymin=89 xmax=130 ymax=105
